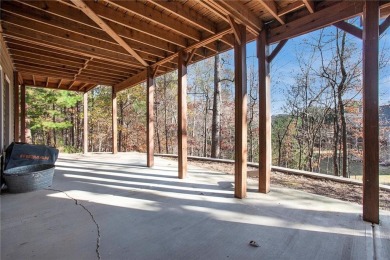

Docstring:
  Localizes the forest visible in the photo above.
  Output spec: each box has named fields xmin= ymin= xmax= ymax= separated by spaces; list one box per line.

xmin=23 ymin=27 xmax=390 ymax=182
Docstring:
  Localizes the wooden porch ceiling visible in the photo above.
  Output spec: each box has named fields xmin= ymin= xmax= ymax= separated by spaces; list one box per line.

xmin=1 ymin=0 xmax=390 ymax=92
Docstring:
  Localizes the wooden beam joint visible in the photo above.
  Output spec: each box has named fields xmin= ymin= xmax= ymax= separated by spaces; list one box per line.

xmin=227 ymin=15 xmax=242 ymax=45
xmin=267 ymin=39 xmax=288 ymax=62
xmin=380 ymin=15 xmax=390 ymax=35
xmin=333 ymin=21 xmax=363 ymax=39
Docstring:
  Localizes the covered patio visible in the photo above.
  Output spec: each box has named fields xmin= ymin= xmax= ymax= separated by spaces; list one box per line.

xmin=1 ymin=1 xmax=390 ymax=257
xmin=2 ymin=153 xmax=390 ymax=259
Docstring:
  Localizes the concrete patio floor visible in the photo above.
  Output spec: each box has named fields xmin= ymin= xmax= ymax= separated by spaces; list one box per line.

xmin=1 ymin=152 xmax=389 ymax=260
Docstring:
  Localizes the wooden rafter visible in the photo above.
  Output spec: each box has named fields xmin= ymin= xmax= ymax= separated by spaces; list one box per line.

xmin=45 ymin=77 xmax=50 ymax=88
xmin=302 ymin=0 xmax=315 ymax=13
xmin=115 ymin=28 xmax=232 ymax=92
xmin=68 ymin=81 xmax=76 ymax=90
xmin=257 ymin=0 xmax=285 ymax=24
xmin=106 ymin=0 xmax=201 ymax=42
xmin=2 ymin=26 xmax=145 ymax=68
xmin=78 ymin=83 xmax=88 ymax=91
xmin=32 ymin=75 xmax=36 ymax=85
xmin=148 ymin=0 xmax=216 ymax=34
xmin=268 ymin=1 xmax=370 ymax=44
xmin=14 ymin=0 xmax=179 ymax=54
xmin=57 ymin=79 xmax=63 ymax=89
xmin=278 ymin=1 xmax=305 ymax=16
xmin=69 ymin=0 xmax=148 ymax=66
xmin=75 ymin=57 xmax=93 ymax=80
xmin=203 ymin=0 xmax=262 ymax=35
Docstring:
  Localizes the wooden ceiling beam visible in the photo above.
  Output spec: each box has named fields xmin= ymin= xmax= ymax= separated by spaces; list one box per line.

xmin=15 ymin=66 xmax=76 ymax=79
xmin=5 ymin=1 xmax=113 ymax=43
xmin=87 ymin=64 xmax=138 ymax=76
xmin=196 ymin=1 xmax=229 ymax=23
xmin=302 ymin=0 xmax=315 ymax=14
xmin=8 ymin=42 xmax=138 ymax=76
xmin=80 ymin=1 xmax=187 ymax=48
xmin=74 ymin=58 xmax=92 ymax=81
xmin=14 ymin=60 xmax=79 ymax=74
xmin=149 ymin=0 xmax=216 ymax=34
xmin=17 ymin=66 xmax=115 ymax=86
xmin=5 ymin=39 xmax=87 ymax=63
xmin=11 ymin=54 xmax=80 ymax=71
xmin=2 ymin=27 xmax=144 ymax=69
xmin=69 ymin=0 xmax=148 ymax=66
xmin=333 ymin=21 xmax=363 ymax=39
xmin=5 ymin=2 xmax=172 ymax=59
xmin=32 ymin=75 xmax=36 ymax=86
xmin=15 ymin=0 xmax=178 ymax=54
xmin=257 ymin=0 xmax=285 ymax=24
xmin=23 ymin=80 xmax=83 ymax=92
xmin=46 ymin=77 xmax=50 ymax=88
xmin=115 ymin=27 xmax=232 ymax=92
xmin=68 ymin=81 xmax=76 ymax=90
xmin=78 ymin=71 xmax=127 ymax=82
xmin=57 ymin=79 xmax=63 ymax=89
xmin=1 ymin=12 xmax=141 ymax=61
xmin=380 ymin=15 xmax=390 ymax=35
xmin=9 ymin=50 xmax=84 ymax=68
xmin=268 ymin=1 xmax=371 ymax=44
xmin=278 ymin=1 xmax=305 ymax=16
xmin=106 ymin=0 xmax=201 ymax=41
xmin=204 ymin=0 xmax=263 ymax=35
xmin=115 ymin=70 xmax=146 ymax=92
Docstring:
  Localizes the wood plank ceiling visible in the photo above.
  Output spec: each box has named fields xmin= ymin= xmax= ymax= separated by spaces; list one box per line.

xmin=1 ymin=0 xmax=389 ymax=92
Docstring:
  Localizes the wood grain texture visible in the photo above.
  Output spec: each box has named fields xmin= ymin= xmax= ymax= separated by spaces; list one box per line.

xmin=178 ymin=51 xmax=188 ymax=179
xmin=83 ymin=92 xmax=88 ymax=154
xmin=112 ymin=87 xmax=118 ymax=154
xmin=258 ymin=30 xmax=271 ymax=194
xmin=20 ymin=84 xmax=26 ymax=143
xmin=13 ymin=71 xmax=20 ymax=142
xmin=147 ymin=67 xmax=154 ymax=167
xmin=362 ymin=0 xmax=379 ymax=224
xmin=234 ymin=24 xmax=247 ymax=199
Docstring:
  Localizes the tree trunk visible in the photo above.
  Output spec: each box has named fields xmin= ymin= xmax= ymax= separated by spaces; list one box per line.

xmin=163 ymin=75 xmax=169 ymax=154
xmin=203 ymin=96 xmax=209 ymax=157
xmin=118 ymin=100 xmax=124 ymax=152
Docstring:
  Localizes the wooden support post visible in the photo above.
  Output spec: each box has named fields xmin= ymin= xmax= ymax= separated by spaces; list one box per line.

xmin=83 ymin=92 xmax=88 ymax=154
xmin=234 ymin=24 xmax=247 ymax=199
xmin=258 ymin=30 xmax=271 ymax=194
xmin=146 ymin=67 xmax=154 ymax=167
xmin=362 ymin=0 xmax=379 ymax=224
xmin=20 ymin=84 xmax=26 ymax=143
xmin=112 ymin=87 xmax=118 ymax=154
xmin=178 ymin=51 xmax=188 ymax=179
xmin=13 ymin=71 xmax=20 ymax=142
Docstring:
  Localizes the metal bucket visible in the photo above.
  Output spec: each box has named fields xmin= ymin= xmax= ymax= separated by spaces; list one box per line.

xmin=3 ymin=164 xmax=55 ymax=193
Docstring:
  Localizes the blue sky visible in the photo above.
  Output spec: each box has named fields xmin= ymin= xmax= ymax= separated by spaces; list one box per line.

xmin=218 ymin=23 xmax=390 ymax=115
xmin=186 ymin=22 xmax=390 ymax=115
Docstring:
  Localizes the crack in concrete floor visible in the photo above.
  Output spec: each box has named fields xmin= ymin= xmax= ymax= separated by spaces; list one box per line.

xmin=46 ymin=188 xmax=101 ymax=260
